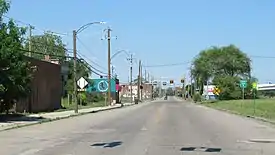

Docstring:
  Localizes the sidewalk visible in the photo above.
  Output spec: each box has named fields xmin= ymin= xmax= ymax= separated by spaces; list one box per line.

xmin=0 ymin=103 xmax=135 ymax=131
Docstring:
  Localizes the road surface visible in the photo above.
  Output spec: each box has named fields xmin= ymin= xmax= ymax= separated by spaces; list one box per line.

xmin=1 ymin=97 xmax=275 ymax=155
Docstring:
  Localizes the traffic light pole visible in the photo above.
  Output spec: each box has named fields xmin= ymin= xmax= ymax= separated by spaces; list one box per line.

xmin=137 ymin=60 xmax=141 ymax=101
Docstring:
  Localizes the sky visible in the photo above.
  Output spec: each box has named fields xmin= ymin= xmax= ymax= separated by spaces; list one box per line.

xmin=5 ymin=0 xmax=275 ymax=84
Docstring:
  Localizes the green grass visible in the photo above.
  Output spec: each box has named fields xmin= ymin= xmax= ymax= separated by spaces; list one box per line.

xmin=56 ymin=98 xmax=106 ymax=112
xmin=203 ymin=99 xmax=275 ymax=120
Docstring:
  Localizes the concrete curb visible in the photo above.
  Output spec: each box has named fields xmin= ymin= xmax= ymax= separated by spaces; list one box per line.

xmin=0 ymin=103 xmax=137 ymax=132
xmin=202 ymin=104 xmax=275 ymax=125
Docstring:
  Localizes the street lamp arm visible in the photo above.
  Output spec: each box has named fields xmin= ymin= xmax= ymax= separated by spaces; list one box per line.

xmin=111 ymin=50 xmax=130 ymax=60
xmin=76 ymin=22 xmax=106 ymax=34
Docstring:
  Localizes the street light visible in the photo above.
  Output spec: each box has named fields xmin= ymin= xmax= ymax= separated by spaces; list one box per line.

xmin=73 ymin=21 xmax=106 ymax=113
xmin=110 ymin=49 xmax=130 ymax=61
xmin=110 ymin=50 xmax=134 ymax=103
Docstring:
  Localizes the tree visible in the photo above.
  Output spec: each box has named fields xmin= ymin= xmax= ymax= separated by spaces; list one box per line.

xmin=0 ymin=0 xmax=33 ymax=113
xmin=132 ymin=77 xmax=148 ymax=84
xmin=25 ymin=32 xmax=67 ymax=61
xmin=25 ymin=31 xmax=92 ymax=97
xmin=191 ymin=45 xmax=252 ymax=100
xmin=64 ymin=59 xmax=91 ymax=95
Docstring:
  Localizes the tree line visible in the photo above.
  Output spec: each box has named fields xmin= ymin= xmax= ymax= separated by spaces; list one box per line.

xmin=0 ymin=0 xmax=96 ymax=113
xmin=191 ymin=44 xmax=257 ymax=100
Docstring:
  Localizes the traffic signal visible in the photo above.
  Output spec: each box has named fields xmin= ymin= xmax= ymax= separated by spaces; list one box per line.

xmin=170 ymin=80 xmax=174 ymax=84
xmin=140 ymin=85 xmax=143 ymax=89
xmin=181 ymin=79 xmax=185 ymax=83
xmin=115 ymin=78 xmax=119 ymax=84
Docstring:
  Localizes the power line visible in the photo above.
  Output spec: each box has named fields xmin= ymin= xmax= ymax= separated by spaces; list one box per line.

xmin=250 ymin=55 xmax=275 ymax=59
xmin=77 ymin=53 xmax=107 ymax=75
xmin=76 ymin=37 xmax=107 ymax=70
xmin=22 ymin=38 xmax=73 ymax=54
xmin=21 ymin=49 xmax=106 ymax=77
xmin=77 ymin=52 xmax=107 ymax=71
xmin=3 ymin=15 xmax=70 ymax=36
xmin=143 ymin=61 xmax=191 ymax=68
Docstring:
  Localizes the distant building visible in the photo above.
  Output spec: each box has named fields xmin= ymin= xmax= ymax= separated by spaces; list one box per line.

xmin=120 ymin=83 xmax=153 ymax=101
xmin=202 ymin=85 xmax=217 ymax=100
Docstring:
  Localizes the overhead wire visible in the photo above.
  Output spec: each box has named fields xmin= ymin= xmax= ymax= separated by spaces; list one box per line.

xmin=143 ymin=61 xmax=191 ymax=68
xmin=2 ymin=15 xmax=116 ymax=79
xmin=2 ymin=15 xmax=71 ymax=36
xmin=76 ymin=37 xmax=107 ymax=71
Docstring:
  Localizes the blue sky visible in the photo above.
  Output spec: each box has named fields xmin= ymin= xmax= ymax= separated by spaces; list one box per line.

xmin=6 ymin=0 xmax=275 ymax=84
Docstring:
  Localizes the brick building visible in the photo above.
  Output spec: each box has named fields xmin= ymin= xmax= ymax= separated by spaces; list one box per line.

xmin=16 ymin=56 xmax=63 ymax=113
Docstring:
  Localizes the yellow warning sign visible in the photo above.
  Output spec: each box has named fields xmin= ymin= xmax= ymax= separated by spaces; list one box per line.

xmin=213 ymin=87 xmax=221 ymax=95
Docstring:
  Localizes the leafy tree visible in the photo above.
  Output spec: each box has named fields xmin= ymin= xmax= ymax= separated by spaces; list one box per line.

xmin=25 ymin=32 xmax=67 ymax=61
xmin=64 ymin=59 xmax=91 ymax=96
xmin=0 ymin=0 xmax=33 ymax=113
xmin=191 ymin=45 xmax=252 ymax=100
xmin=25 ymin=31 xmax=92 ymax=97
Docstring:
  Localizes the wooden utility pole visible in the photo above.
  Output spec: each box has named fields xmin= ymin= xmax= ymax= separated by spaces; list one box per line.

xmin=111 ymin=65 xmax=114 ymax=76
xmin=73 ymin=30 xmax=78 ymax=113
xmin=127 ymin=54 xmax=133 ymax=103
xmin=144 ymin=70 xmax=147 ymax=99
xmin=140 ymin=64 xmax=143 ymax=101
xmin=145 ymin=70 xmax=147 ymax=83
xmin=137 ymin=60 xmax=141 ymax=101
xmin=107 ymin=28 xmax=112 ymax=105
xmin=28 ymin=25 xmax=34 ymax=57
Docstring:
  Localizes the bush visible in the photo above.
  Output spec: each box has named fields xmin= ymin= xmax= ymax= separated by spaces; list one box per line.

xmin=78 ymin=93 xmax=87 ymax=105
xmin=193 ymin=93 xmax=202 ymax=103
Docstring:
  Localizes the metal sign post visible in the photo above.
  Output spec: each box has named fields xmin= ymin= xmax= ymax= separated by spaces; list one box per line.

xmin=239 ymin=80 xmax=247 ymax=107
xmin=252 ymin=82 xmax=257 ymax=115
xmin=240 ymin=80 xmax=247 ymax=99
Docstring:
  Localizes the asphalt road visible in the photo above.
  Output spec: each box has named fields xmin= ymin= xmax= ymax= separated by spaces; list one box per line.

xmin=1 ymin=97 xmax=275 ymax=155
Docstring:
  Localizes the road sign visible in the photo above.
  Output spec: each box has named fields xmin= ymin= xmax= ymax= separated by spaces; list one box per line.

xmin=98 ymin=80 xmax=108 ymax=92
xmin=213 ymin=87 xmax=221 ymax=95
xmin=86 ymin=78 xmax=116 ymax=93
xmin=77 ymin=77 xmax=88 ymax=89
xmin=252 ymin=82 xmax=257 ymax=89
xmin=240 ymin=80 xmax=247 ymax=88
xmin=163 ymin=82 xmax=167 ymax=86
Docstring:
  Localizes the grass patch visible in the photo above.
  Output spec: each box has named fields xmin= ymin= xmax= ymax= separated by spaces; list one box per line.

xmin=203 ymin=99 xmax=275 ymax=120
xmin=56 ymin=98 xmax=106 ymax=112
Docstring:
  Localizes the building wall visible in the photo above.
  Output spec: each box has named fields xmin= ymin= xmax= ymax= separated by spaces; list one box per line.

xmin=16 ymin=57 xmax=62 ymax=113
xmin=120 ymin=84 xmax=153 ymax=100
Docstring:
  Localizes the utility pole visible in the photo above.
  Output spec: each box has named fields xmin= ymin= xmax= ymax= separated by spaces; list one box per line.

xmin=137 ymin=60 xmax=141 ymax=101
xmin=111 ymin=65 xmax=114 ymax=77
xmin=107 ymin=28 xmax=112 ymax=105
xmin=73 ymin=30 xmax=78 ymax=113
xmin=144 ymin=69 xmax=147 ymax=83
xmin=28 ymin=25 xmax=34 ymax=57
xmin=144 ymin=70 xmax=146 ymax=99
xmin=127 ymin=54 xmax=133 ymax=103
xmin=140 ymin=64 xmax=143 ymax=101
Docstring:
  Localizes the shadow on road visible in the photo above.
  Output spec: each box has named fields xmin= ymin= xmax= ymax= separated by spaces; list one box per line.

xmin=180 ymin=146 xmax=222 ymax=152
xmin=0 ymin=114 xmax=45 ymax=123
xmin=91 ymin=141 xmax=123 ymax=148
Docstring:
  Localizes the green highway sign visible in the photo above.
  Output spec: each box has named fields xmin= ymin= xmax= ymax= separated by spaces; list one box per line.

xmin=240 ymin=80 xmax=247 ymax=88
